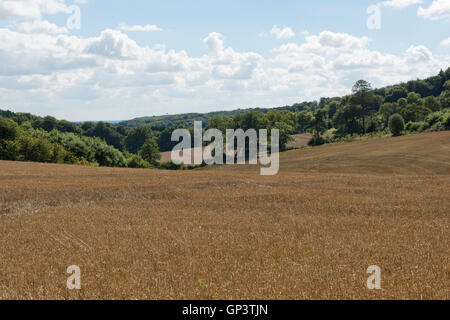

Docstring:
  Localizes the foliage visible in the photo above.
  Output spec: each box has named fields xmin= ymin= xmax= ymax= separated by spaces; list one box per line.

xmin=389 ymin=114 xmax=405 ymax=137
xmin=139 ymin=138 xmax=161 ymax=166
xmin=126 ymin=154 xmax=151 ymax=169
xmin=308 ymin=133 xmax=327 ymax=146
xmin=0 ymin=117 xmax=18 ymax=141
xmin=125 ymin=126 xmax=154 ymax=154
xmin=297 ymin=111 xmax=315 ymax=133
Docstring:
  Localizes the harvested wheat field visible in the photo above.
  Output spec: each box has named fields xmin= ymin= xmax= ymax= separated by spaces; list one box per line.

xmin=0 ymin=131 xmax=449 ymax=300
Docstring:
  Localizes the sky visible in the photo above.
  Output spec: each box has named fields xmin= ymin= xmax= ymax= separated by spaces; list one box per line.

xmin=0 ymin=0 xmax=449 ymax=121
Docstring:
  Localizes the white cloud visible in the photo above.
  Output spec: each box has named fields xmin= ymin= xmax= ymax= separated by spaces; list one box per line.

xmin=405 ymin=45 xmax=433 ymax=62
xmin=203 ymin=32 xmax=262 ymax=80
xmin=380 ymin=0 xmax=423 ymax=8
xmin=418 ymin=0 xmax=450 ymax=20
xmin=203 ymin=32 xmax=224 ymax=57
xmin=118 ymin=22 xmax=163 ymax=32
xmin=0 ymin=0 xmax=70 ymax=21
xmin=16 ymin=20 xmax=68 ymax=34
xmin=441 ymin=37 xmax=450 ymax=47
xmin=85 ymin=29 xmax=142 ymax=60
xmin=0 ymin=17 xmax=448 ymax=120
xmin=270 ymin=25 xmax=295 ymax=39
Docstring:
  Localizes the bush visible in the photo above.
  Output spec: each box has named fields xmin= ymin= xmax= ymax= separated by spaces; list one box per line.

xmin=444 ymin=113 xmax=450 ymax=129
xmin=93 ymin=142 xmax=127 ymax=167
xmin=127 ymin=154 xmax=151 ymax=168
xmin=405 ymin=121 xmax=425 ymax=132
xmin=424 ymin=109 xmax=450 ymax=131
xmin=426 ymin=111 xmax=444 ymax=127
xmin=159 ymin=161 xmax=186 ymax=170
xmin=48 ymin=131 xmax=127 ymax=167
xmin=308 ymin=133 xmax=326 ymax=146
xmin=429 ymin=121 xmax=444 ymax=132
xmin=389 ymin=114 xmax=405 ymax=137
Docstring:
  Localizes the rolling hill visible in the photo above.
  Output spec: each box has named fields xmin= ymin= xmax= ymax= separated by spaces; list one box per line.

xmin=0 ymin=131 xmax=448 ymax=299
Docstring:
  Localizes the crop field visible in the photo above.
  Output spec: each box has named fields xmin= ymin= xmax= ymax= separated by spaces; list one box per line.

xmin=0 ymin=131 xmax=449 ymax=299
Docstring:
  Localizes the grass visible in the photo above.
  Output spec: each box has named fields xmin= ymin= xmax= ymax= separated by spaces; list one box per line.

xmin=0 ymin=131 xmax=449 ymax=299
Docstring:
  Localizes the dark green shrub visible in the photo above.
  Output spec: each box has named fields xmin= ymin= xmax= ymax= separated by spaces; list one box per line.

xmin=308 ymin=133 xmax=326 ymax=146
xmin=127 ymin=154 xmax=151 ymax=168
xmin=389 ymin=114 xmax=405 ymax=137
xmin=159 ymin=161 xmax=186 ymax=170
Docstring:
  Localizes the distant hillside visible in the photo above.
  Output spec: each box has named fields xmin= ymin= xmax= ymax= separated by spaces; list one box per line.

xmin=118 ymin=102 xmax=318 ymax=129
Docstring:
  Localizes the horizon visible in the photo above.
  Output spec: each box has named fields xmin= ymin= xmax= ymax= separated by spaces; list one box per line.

xmin=0 ymin=0 xmax=449 ymax=121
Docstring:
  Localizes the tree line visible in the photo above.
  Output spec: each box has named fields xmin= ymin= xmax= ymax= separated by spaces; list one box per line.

xmin=1 ymin=68 xmax=449 ymax=168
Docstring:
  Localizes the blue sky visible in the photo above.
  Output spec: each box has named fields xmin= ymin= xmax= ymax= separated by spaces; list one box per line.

xmin=0 ymin=0 xmax=449 ymax=121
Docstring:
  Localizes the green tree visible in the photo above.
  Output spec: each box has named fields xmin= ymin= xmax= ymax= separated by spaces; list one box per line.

xmin=423 ymin=96 xmax=441 ymax=112
xmin=234 ymin=111 xmax=266 ymax=131
xmin=312 ymin=109 xmax=328 ymax=134
xmin=0 ymin=117 xmax=18 ymax=141
xmin=19 ymin=135 xmax=54 ymax=162
xmin=56 ymin=120 xmax=81 ymax=134
xmin=326 ymin=101 xmax=340 ymax=119
xmin=273 ymin=121 xmax=294 ymax=151
xmin=385 ymin=85 xmax=408 ymax=103
xmin=85 ymin=121 xmax=124 ymax=150
xmin=379 ymin=102 xmax=400 ymax=128
xmin=297 ymin=111 xmax=315 ymax=133
xmin=125 ymin=126 xmax=153 ymax=153
xmin=389 ymin=114 xmax=405 ymax=137
xmin=139 ymin=138 xmax=161 ymax=166
xmin=444 ymin=80 xmax=450 ymax=91
xmin=439 ymin=80 xmax=450 ymax=108
xmin=207 ymin=115 xmax=235 ymax=132
xmin=351 ymin=80 xmax=377 ymax=134
xmin=39 ymin=116 xmax=58 ymax=132
xmin=407 ymin=92 xmax=422 ymax=105
xmin=158 ymin=126 xmax=183 ymax=152
xmin=401 ymin=104 xmax=431 ymax=122
xmin=398 ymin=97 xmax=407 ymax=109
xmin=333 ymin=104 xmax=362 ymax=135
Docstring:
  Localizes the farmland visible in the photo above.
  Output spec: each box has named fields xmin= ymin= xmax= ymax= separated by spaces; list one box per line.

xmin=0 ymin=131 xmax=449 ymax=299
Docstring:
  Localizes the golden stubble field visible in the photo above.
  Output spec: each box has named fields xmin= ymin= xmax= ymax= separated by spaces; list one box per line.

xmin=0 ymin=131 xmax=449 ymax=299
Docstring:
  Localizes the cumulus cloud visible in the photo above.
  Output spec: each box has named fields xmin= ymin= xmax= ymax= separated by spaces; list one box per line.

xmin=118 ymin=22 xmax=163 ymax=32
xmin=85 ymin=29 xmax=142 ymax=60
xmin=0 ymin=4 xmax=448 ymax=121
xmin=405 ymin=45 xmax=433 ymax=62
xmin=16 ymin=20 xmax=68 ymax=34
xmin=0 ymin=28 xmax=96 ymax=76
xmin=441 ymin=37 xmax=450 ymax=47
xmin=270 ymin=25 xmax=295 ymax=39
xmin=273 ymin=30 xmax=445 ymax=94
xmin=203 ymin=32 xmax=224 ymax=57
xmin=203 ymin=32 xmax=262 ymax=80
xmin=0 ymin=0 xmax=70 ymax=21
xmin=418 ymin=0 xmax=450 ymax=20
